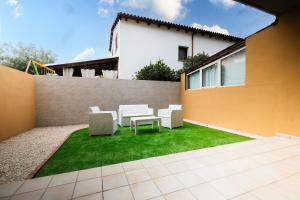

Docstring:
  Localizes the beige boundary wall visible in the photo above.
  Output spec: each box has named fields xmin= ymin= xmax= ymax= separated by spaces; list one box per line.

xmin=35 ymin=76 xmax=180 ymax=126
xmin=0 ymin=65 xmax=36 ymax=141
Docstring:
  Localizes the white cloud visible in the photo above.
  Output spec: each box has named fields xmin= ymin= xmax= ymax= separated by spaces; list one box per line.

xmin=120 ymin=0 xmax=189 ymax=21
xmin=7 ymin=0 xmax=23 ymax=18
xmin=96 ymin=0 xmax=191 ymax=21
xmin=151 ymin=0 xmax=184 ymax=21
xmin=121 ymin=0 xmax=148 ymax=9
xmin=72 ymin=48 xmax=95 ymax=61
xmin=99 ymin=0 xmax=115 ymax=6
xmin=191 ymin=22 xmax=230 ymax=35
xmin=209 ymin=0 xmax=236 ymax=9
xmin=8 ymin=0 xmax=18 ymax=6
xmin=12 ymin=5 xmax=23 ymax=18
xmin=97 ymin=7 xmax=109 ymax=15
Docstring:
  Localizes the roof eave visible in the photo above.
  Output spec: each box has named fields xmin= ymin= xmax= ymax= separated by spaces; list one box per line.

xmin=45 ymin=57 xmax=119 ymax=68
xmin=108 ymin=12 xmax=243 ymax=51
xmin=234 ymin=0 xmax=277 ymax=15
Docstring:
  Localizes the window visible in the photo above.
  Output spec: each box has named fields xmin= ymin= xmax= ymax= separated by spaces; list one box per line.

xmin=221 ymin=49 xmax=245 ymax=86
xmin=202 ymin=63 xmax=218 ymax=87
xmin=186 ymin=48 xmax=245 ymax=90
xmin=187 ymin=71 xmax=200 ymax=89
xmin=178 ymin=46 xmax=188 ymax=61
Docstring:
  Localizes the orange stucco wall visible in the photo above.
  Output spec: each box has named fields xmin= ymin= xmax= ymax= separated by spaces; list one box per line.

xmin=0 ymin=65 xmax=36 ymax=141
xmin=181 ymin=7 xmax=300 ymax=137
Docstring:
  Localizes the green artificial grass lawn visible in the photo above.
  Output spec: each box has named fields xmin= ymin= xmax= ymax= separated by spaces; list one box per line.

xmin=35 ymin=122 xmax=252 ymax=177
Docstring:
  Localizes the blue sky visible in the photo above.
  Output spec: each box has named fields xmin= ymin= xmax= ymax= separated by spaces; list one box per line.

xmin=0 ymin=0 xmax=275 ymax=63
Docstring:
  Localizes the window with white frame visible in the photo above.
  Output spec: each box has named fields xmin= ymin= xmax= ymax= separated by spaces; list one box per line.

xmin=187 ymin=70 xmax=200 ymax=89
xmin=221 ymin=49 xmax=245 ymax=86
xmin=186 ymin=48 xmax=246 ymax=90
xmin=202 ymin=63 xmax=218 ymax=87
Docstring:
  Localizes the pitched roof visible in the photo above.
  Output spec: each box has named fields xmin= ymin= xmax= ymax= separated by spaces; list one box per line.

xmin=109 ymin=12 xmax=243 ymax=51
xmin=186 ymin=40 xmax=246 ymax=74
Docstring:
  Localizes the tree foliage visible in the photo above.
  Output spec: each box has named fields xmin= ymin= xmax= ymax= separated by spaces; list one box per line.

xmin=0 ymin=43 xmax=56 ymax=74
xmin=182 ymin=52 xmax=209 ymax=71
xmin=135 ymin=52 xmax=209 ymax=81
xmin=135 ymin=60 xmax=179 ymax=81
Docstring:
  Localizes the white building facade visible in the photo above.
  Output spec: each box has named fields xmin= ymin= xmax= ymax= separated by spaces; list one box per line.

xmin=109 ymin=13 xmax=242 ymax=80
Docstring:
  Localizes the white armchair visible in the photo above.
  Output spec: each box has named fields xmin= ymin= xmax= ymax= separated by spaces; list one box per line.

xmin=158 ymin=104 xmax=183 ymax=129
xmin=88 ymin=106 xmax=118 ymax=136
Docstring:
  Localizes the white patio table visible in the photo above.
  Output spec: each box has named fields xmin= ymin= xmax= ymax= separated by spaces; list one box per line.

xmin=130 ymin=116 xmax=162 ymax=135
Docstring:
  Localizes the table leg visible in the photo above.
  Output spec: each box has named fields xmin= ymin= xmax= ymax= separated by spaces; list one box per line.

xmin=130 ymin=120 xmax=132 ymax=131
xmin=158 ymin=119 xmax=161 ymax=132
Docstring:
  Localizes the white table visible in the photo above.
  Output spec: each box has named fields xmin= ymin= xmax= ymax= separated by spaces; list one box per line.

xmin=130 ymin=116 xmax=162 ymax=135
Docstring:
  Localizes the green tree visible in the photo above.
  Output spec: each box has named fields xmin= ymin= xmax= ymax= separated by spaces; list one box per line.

xmin=135 ymin=60 xmax=179 ymax=81
xmin=182 ymin=52 xmax=209 ymax=71
xmin=0 ymin=43 xmax=56 ymax=74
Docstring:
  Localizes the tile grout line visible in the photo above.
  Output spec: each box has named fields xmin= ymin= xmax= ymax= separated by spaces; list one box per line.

xmin=146 ymin=179 xmax=164 ymax=199
xmin=70 ymin=169 xmax=79 ymax=199
xmin=152 ymin=144 xmax=300 ymax=199
xmin=99 ymin=145 xmax=300 ymax=197
xmin=158 ymin=148 xmax=300 ymax=184
xmin=225 ymin=170 xmax=300 ymax=200
xmin=70 ymin=144 xmax=300 ymax=199
xmin=1 ymin=137 xmax=296 ymax=185
xmin=10 ymin=176 xmax=54 ymax=200
xmin=187 ymin=186 xmax=204 ymax=200
xmin=9 ymin=180 xmax=26 ymax=198
xmin=4 ymin=139 xmax=300 ymax=200
xmin=15 ymin=149 xmax=299 ymax=200
xmin=204 ymin=156 xmax=300 ymax=198
xmin=161 ymin=173 xmax=199 ymax=199
xmin=39 ymin=176 xmax=54 ymax=200
xmin=153 ymin=139 xmax=299 ymax=168
xmin=190 ymin=142 xmax=300 ymax=171
xmin=101 ymin=167 xmax=104 ymax=200
xmin=71 ymin=168 xmax=102 ymax=199
xmin=204 ymin=153 xmax=300 ymax=184
xmin=102 ymin=163 xmax=173 ymax=199
xmin=121 ymin=163 xmax=136 ymax=200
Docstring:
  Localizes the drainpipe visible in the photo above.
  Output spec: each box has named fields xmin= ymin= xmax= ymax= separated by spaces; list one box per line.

xmin=191 ymin=32 xmax=195 ymax=67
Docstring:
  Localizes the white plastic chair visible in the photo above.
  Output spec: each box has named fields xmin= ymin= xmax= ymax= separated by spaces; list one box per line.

xmin=158 ymin=105 xmax=183 ymax=129
xmin=88 ymin=106 xmax=118 ymax=135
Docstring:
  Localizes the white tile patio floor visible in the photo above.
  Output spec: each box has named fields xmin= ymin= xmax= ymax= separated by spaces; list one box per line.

xmin=1 ymin=136 xmax=300 ymax=200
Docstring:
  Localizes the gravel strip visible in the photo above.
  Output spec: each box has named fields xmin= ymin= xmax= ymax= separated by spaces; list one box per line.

xmin=0 ymin=124 xmax=87 ymax=184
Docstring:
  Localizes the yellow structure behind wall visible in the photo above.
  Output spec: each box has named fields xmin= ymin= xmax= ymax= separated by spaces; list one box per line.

xmin=0 ymin=65 xmax=36 ymax=141
xmin=180 ymin=7 xmax=300 ymax=137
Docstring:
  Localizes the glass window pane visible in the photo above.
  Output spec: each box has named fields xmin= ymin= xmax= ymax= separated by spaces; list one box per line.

xmin=221 ymin=49 xmax=245 ymax=86
xmin=188 ymin=71 xmax=200 ymax=89
xmin=202 ymin=64 xmax=217 ymax=87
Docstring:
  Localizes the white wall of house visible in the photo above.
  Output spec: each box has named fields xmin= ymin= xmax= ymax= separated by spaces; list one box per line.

xmin=111 ymin=19 xmax=235 ymax=80
xmin=193 ymin=35 xmax=235 ymax=56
